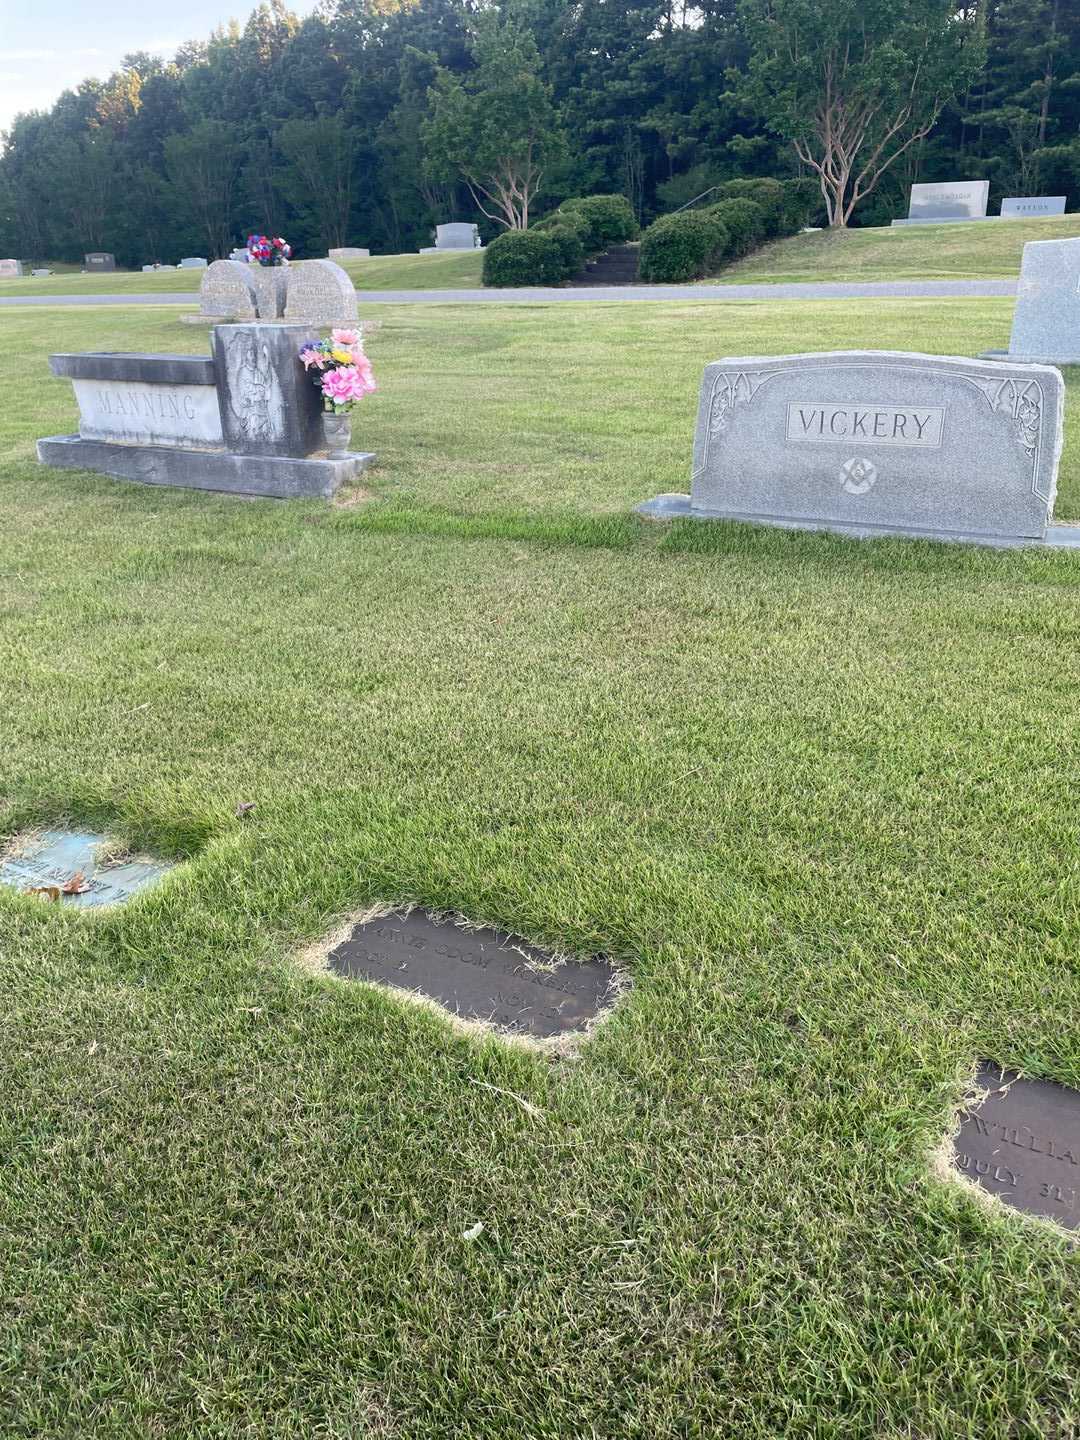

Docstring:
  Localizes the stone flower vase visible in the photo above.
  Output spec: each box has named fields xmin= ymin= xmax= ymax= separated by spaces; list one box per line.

xmin=322 ymin=410 xmax=352 ymax=459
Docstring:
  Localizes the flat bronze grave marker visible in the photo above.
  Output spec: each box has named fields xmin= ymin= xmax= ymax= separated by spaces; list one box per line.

xmin=327 ymin=910 xmax=616 ymax=1039
xmin=954 ymin=1062 xmax=1080 ymax=1229
xmin=0 ymin=829 xmax=173 ymax=909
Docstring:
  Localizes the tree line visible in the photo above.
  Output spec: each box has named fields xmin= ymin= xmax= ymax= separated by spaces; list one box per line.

xmin=1 ymin=0 xmax=1077 ymax=267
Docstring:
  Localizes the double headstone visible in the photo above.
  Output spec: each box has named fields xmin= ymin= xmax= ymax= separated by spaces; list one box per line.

xmin=891 ymin=182 xmax=989 ymax=226
xmin=638 ymin=350 xmax=1068 ymax=548
xmin=37 ymin=323 xmax=374 ymax=500
xmin=198 ymin=258 xmax=357 ymax=326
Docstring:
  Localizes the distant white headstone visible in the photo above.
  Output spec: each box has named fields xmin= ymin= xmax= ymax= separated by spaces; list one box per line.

xmin=420 ymin=223 xmax=481 ymax=253
xmin=229 ymin=248 xmax=250 ymax=263
xmin=329 ymin=247 xmax=370 ymax=260
xmin=891 ymin=181 xmax=990 ymax=226
xmin=31 ymin=268 xmax=51 ymax=277
xmin=0 ymin=258 xmax=23 ymax=277
xmin=1001 ymin=196 xmax=1067 ymax=219
xmin=179 ymin=257 xmax=208 ymax=269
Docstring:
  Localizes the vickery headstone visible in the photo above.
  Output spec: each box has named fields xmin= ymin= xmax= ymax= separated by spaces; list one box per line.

xmin=983 ymin=236 xmax=1080 ymax=365
xmin=891 ymin=181 xmax=990 ymax=226
xmin=0 ymin=259 xmax=23 ymax=276
xmin=954 ymin=1062 xmax=1080 ymax=1230
xmin=326 ymin=910 xmax=617 ymax=1040
xmin=85 ymin=252 xmax=116 ymax=271
xmin=38 ymin=322 xmax=374 ymax=499
xmin=1001 ymin=196 xmax=1067 ymax=219
xmin=638 ymin=351 xmax=1068 ymax=547
xmin=0 ymin=829 xmax=173 ymax=909
xmin=283 ymin=259 xmax=359 ymax=325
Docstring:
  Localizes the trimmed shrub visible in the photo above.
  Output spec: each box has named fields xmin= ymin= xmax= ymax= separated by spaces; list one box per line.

xmin=559 ymin=194 xmax=639 ymax=249
xmin=780 ymin=177 xmax=823 ymax=233
xmin=638 ymin=209 xmax=729 ymax=283
xmin=483 ymin=230 xmax=565 ymax=287
xmin=707 ymin=197 xmax=765 ymax=257
xmin=714 ymin=178 xmax=785 ymax=238
xmin=544 ymin=221 xmax=585 ymax=277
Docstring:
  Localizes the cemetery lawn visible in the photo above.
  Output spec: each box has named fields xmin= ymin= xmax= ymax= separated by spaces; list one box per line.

xmin=0 ymin=249 xmax=484 ymax=298
xmin=715 ymin=214 xmax=1080 ymax=284
xmin=2 ymin=297 xmax=1080 ymax=1437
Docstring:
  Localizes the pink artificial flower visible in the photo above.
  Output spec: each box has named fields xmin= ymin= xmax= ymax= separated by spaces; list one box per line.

xmin=322 ymin=365 xmax=368 ymax=406
xmin=352 ymin=353 xmax=377 ymax=394
xmin=331 ymin=327 xmax=361 ymax=348
xmin=299 ymin=346 xmax=329 ymax=370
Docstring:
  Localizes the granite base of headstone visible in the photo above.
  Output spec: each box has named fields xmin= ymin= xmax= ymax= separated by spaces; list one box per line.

xmin=981 ymin=236 xmax=1080 ymax=366
xmin=37 ymin=322 xmax=374 ymax=500
xmin=1001 ymin=196 xmax=1067 ymax=219
xmin=637 ymin=350 xmax=1072 ymax=549
xmin=891 ymin=181 xmax=990 ymax=227
xmin=953 ymin=1062 xmax=1080 ymax=1230
xmin=325 ymin=909 xmax=618 ymax=1041
xmin=84 ymin=252 xmax=116 ymax=271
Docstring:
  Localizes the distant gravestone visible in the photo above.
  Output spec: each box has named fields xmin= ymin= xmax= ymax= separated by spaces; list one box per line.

xmin=229 ymin=248 xmax=250 ymax=263
xmin=420 ymin=222 xmax=481 ymax=253
xmin=0 ymin=829 xmax=173 ymax=909
xmin=325 ymin=909 xmax=617 ymax=1040
xmin=179 ymin=256 xmax=208 ymax=269
xmin=283 ymin=259 xmax=358 ymax=325
xmin=31 ymin=268 xmax=51 ymax=277
xmin=329 ymin=247 xmax=370 ymax=260
xmin=0 ymin=258 xmax=23 ymax=276
xmin=1001 ymin=196 xmax=1067 ymax=219
xmin=199 ymin=259 xmax=258 ymax=321
xmin=85 ymin=252 xmax=116 ymax=271
xmin=954 ymin=1062 xmax=1080 ymax=1229
xmin=891 ymin=181 xmax=990 ymax=226
xmin=984 ymin=235 xmax=1080 ymax=365
xmin=638 ymin=350 xmax=1068 ymax=548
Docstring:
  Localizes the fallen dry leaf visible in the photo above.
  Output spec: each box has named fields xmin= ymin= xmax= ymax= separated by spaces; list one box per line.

xmin=61 ymin=871 xmax=90 ymax=895
xmin=235 ymin=802 xmax=256 ymax=818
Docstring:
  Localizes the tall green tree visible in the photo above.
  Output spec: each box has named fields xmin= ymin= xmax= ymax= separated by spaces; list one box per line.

xmin=742 ymin=0 xmax=985 ymax=225
xmin=424 ymin=17 xmax=562 ymax=228
xmin=279 ymin=113 xmax=359 ymax=248
xmin=164 ymin=120 xmax=246 ymax=256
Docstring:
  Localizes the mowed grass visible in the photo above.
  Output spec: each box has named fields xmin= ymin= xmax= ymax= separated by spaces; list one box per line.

xmin=2 ymin=298 xmax=1080 ymax=1437
xmin=716 ymin=214 xmax=1080 ymax=284
xmin=0 ymin=249 xmax=484 ymax=298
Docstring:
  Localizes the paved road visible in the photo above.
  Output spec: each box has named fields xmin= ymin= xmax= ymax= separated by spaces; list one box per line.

xmin=0 ymin=278 xmax=1018 ymax=307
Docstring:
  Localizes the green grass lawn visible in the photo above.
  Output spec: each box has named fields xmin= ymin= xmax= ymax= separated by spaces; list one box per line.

xmin=2 ymin=297 xmax=1080 ymax=1436
xmin=0 ymin=249 xmax=484 ymax=298
xmin=714 ymin=214 xmax=1080 ymax=284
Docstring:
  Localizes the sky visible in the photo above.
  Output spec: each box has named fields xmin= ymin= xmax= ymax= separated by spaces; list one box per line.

xmin=0 ymin=0 xmax=322 ymax=134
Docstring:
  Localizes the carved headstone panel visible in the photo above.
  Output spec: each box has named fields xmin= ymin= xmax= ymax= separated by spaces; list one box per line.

xmin=200 ymin=260 xmax=258 ymax=321
xmin=283 ymin=259 xmax=359 ymax=326
xmin=213 ymin=323 xmax=323 ymax=457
